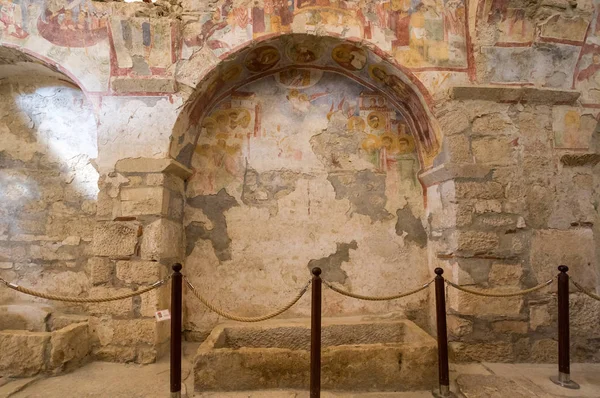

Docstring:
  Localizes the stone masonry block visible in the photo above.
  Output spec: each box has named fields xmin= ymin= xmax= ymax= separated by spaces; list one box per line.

xmin=0 ymin=331 xmax=50 ymax=377
xmin=453 ymin=230 xmax=499 ymax=255
xmin=443 ymin=134 xmax=473 ymax=164
xmin=530 ymin=229 xmax=597 ymax=289
xmin=120 ymin=187 xmax=169 ymax=217
xmin=49 ymin=322 xmax=90 ymax=370
xmin=116 ymin=260 xmax=164 ymax=284
xmin=141 ymin=219 xmax=182 ymax=261
xmin=448 ymin=288 xmax=523 ymax=316
xmin=89 ymin=257 xmax=113 ymax=285
xmin=455 ymin=181 xmax=504 ymax=200
xmin=140 ymin=285 xmax=170 ymax=317
xmin=111 ymin=319 xmax=159 ymax=346
xmin=92 ymin=221 xmax=140 ymax=257
xmin=472 ymin=136 xmax=515 ymax=166
xmin=450 ymin=341 xmax=514 ymax=363
xmin=86 ymin=287 xmax=134 ymax=317
xmin=488 ymin=263 xmax=523 ymax=287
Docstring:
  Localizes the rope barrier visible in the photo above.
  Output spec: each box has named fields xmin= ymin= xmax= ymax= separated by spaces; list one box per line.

xmin=571 ymin=279 xmax=600 ymax=301
xmin=184 ymin=276 xmax=311 ymax=322
xmin=323 ymin=279 xmax=434 ymax=301
xmin=0 ymin=275 xmax=171 ymax=303
xmin=445 ymin=277 xmax=555 ymax=297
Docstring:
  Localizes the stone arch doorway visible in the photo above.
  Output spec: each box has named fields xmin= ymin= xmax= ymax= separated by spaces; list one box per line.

xmin=172 ymin=34 xmax=441 ymax=339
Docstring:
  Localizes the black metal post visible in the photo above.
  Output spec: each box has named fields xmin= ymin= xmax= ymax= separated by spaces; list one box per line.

xmin=432 ymin=268 xmax=453 ymax=398
xmin=310 ymin=267 xmax=322 ymax=398
xmin=171 ymin=263 xmax=183 ymax=398
xmin=550 ymin=265 xmax=579 ymax=389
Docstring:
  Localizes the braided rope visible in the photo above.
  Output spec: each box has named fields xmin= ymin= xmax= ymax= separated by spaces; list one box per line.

xmin=445 ymin=277 xmax=555 ymax=297
xmin=323 ymin=279 xmax=434 ymax=301
xmin=184 ymin=276 xmax=311 ymax=322
xmin=572 ymin=279 xmax=600 ymax=301
xmin=0 ymin=275 xmax=170 ymax=303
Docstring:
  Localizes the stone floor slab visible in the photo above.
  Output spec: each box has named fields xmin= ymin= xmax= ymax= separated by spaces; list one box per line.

xmin=482 ymin=363 xmax=600 ymax=398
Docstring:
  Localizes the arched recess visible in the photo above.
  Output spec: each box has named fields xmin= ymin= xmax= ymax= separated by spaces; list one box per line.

xmin=0 ymin=46 xmax=100 ymax=310
xmin=173 ymin=35 xmax=441 ymax=338
xmin=171 ymin=34 xmax=442 ymax=171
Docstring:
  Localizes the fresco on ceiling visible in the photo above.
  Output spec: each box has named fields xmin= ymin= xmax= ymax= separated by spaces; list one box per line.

xmin=183 ymin=0 xmax=469 ymax=69
xmin=180 ymin=35 xmax=440 ymax=169
xmin=190 ymin=71 xmax=420 ymax=200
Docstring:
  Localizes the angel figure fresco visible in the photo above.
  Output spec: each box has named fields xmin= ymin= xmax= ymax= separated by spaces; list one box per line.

xmin=286 ymin=89 xmax=329 ymax=113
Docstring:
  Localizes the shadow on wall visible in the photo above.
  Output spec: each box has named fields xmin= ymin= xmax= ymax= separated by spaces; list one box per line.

xmin=0 ymin=51 xmax=99 ymax=315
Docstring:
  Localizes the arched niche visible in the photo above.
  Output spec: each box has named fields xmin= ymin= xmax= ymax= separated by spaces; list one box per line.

xmin=171 ymin=34 xmax=441 ymax=171
xmin=178 ymin=35 xmax=437 ymax=337
xmin=0 ymin=46 xmax=99 ymax=308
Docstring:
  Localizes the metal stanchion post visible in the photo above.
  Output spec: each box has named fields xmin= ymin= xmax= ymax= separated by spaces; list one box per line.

xmin=171 ymin=263 xmax=183 ymax=398
xmin=550 ymin=265 xmax=579 ymax=389
xmin=432 ymin=268 xmax=455 ymax=398
xmin=310 ymin=267 xmax=322 ymax=398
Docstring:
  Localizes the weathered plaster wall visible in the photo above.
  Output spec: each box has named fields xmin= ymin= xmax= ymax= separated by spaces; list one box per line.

xmin=184 ymin=71 xmax=430 ymax=338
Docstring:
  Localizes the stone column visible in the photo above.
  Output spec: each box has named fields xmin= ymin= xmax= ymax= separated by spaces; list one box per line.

xmin=89 ymin=158 xmax=191 ymax=363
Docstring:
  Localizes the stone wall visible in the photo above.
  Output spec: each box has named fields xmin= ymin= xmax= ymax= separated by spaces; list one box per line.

xmin=0 ymin=0 xmax=598 ymax=366
xmin=426 ymin=87 xmax=600 ymax=362
xmin=88 ymin=158 xmax=190 ymax=363
xmin=0 ymin=77 xmax=98 ymax=311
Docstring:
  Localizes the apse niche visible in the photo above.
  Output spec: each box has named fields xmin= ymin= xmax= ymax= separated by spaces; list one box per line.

xmin=183 ymin=64 xmax=431 ymax=338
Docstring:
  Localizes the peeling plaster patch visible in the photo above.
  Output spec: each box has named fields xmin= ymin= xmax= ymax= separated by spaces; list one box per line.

xmin=327 ymin=170 xmax=391 ymax=222
xmin=242 ymin=167 xmax=313 ymax=216
xmin=395 ymin=207 xmax=427 ymax=248
xmin=310 ymin=126 xmax=365 ymax=171
xmin=186 ymin=189 xmax=239 ymax=261
xmin=308 ymin=241 xmax=358 ymax=284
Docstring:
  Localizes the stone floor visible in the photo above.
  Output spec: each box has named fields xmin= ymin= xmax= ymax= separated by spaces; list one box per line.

xmin=1 ymin=343 xmax=599 ymax=398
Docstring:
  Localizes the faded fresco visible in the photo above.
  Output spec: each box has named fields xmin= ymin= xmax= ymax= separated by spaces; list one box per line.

xmin=475 ymin=0 xmax=599 ymax=90
xmin=574 ymin=0 xmax=600 ymax=106
xmin=183 ymin=71 xmax=429 ymax=333
xmin=173 ymin=35 xmax=441 ymax=169
xmin=182 ymin=0 xmax=469 ymax=68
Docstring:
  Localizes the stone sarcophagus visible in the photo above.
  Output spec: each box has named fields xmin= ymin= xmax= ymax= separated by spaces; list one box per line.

xmin=0 ymin=304 xmax=90 ymax=377
xmin=194 ymin=316 xmax=437 ymax=392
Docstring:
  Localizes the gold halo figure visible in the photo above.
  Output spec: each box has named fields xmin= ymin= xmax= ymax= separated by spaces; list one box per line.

xmin=397 ymin=133 xmax=416 ymax=154
xmin=212 ymin=110 xmax=230 ymax=132
xmin=361 ymin=134 xmax=382 ymax=153
xmin=348 ymin=116 xmax=366 ymax=132
xmin=202 ymin=117 xmax=218 ymax=137
xmin=369 ymin=64 xmax=389 ymax=83
xmin=221 ymin=64 xmax=243 ymax=82
xmin=245 ymin=46 xmax=281 ymax=73
xmin=380 ymin=131 xmax=401 ymax=153
xmin=367 ymin=111 xmax=386 ymax=130
xmin=332 ymin=44 xmax=367 ymax=71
